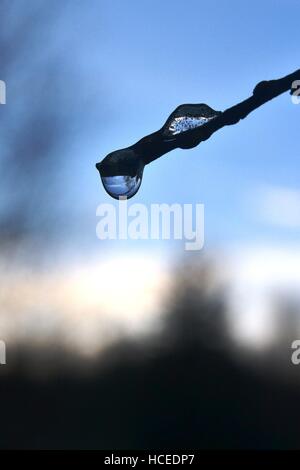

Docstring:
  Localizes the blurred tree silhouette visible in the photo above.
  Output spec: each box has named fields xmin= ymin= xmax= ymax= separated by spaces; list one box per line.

xmin=1 ymin=260 xmax=300 ymax=449
xmin=0 ymin=3 xmax=62 ymax=253
xmin=0 ymin=1 xmax=88 ymax=255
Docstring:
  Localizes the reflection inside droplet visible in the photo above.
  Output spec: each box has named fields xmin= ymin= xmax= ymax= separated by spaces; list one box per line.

xmin=163 ymin=103 xmax=221 ymax=138
xmin=168 ymin=115 xmax=215 ymax=135
xmin=101 ymin=173 xmax=143 ymax=200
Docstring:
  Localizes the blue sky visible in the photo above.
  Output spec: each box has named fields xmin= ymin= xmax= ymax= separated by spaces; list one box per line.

xmin=69 ymin=0 xmax=299 ymax=253
xmin=3 ymin=0 xmax=299 ymax=258
xmin=85 ymin=0 xmax=300 ymax=253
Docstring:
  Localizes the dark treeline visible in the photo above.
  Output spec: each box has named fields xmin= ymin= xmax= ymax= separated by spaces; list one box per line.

xmin=1 ymin=263 xmax=300 ymax=450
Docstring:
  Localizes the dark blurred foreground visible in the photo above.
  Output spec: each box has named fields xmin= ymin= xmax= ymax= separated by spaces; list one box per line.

xmin=1 ymin=263 xmax=300 ymax=450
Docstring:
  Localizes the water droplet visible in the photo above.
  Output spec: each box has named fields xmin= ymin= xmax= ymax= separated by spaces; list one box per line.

xmin=101 ymin=172 xmax=143 ymax=199
xmin=163 ymin=103 xmax=220 ymax=137
xmin=96 ymin=149 xmax=144 ymax=199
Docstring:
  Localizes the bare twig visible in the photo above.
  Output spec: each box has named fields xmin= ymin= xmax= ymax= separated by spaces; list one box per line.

xmin=97 ymin=68 xmax=299 ymax=195
xmin=136 ymin=68 xmax=300 ymax=164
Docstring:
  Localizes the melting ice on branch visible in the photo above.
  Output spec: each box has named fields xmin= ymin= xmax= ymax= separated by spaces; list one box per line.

xmin=96 ymin=68 xmax=300 ymax=199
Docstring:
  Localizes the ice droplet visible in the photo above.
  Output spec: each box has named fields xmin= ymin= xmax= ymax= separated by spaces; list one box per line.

xmin=101 ymin=173 xmax=143 ymax=199
xmin=164 ymin=104 xmax=220 ymax=137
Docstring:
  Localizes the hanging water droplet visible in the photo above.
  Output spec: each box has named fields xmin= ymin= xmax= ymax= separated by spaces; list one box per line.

xmin=96 ymin=149 xmax=144 ymax=199
xmin=163 ymin=103 xmax=221 ymax=138
xmin=101 ymin=172 xmax=143 ymax=199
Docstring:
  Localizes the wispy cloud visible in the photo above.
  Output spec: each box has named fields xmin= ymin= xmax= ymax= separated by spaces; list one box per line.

xmin=255 ymin=185 xmax=300 ymax=228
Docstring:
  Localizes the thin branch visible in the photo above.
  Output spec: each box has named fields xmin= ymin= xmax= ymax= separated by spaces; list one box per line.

xmin=97 ymin=68 xmax=300 ymax=188
xmin=133 ymin=68 xmax=300 ymax=164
